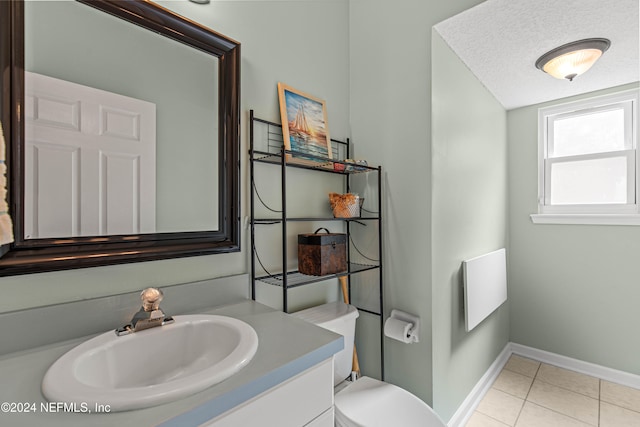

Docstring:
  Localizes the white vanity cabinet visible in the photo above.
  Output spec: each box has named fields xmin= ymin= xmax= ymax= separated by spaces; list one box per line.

xmin=202 ymin=358 xmax=334 ymax=427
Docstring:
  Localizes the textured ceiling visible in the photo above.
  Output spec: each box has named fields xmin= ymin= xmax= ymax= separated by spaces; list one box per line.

xmin=434 ymin=0 xmax=640 ymax=110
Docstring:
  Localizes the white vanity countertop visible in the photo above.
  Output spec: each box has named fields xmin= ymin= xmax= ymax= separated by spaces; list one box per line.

xmin=0 ymin=300 xmax=343 ymax=427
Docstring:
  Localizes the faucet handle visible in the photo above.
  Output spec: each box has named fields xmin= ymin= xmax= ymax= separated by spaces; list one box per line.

xmin=140 ymin=287 xmax=164 ymax=312
xmin=115 ymin=287 xmax=173 ymax=336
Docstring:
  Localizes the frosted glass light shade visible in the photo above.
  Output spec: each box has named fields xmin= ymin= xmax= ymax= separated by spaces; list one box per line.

xmin=536 ymin=38 xmax=611 ymax=81
xmin=543 ymin=49 xmax=602 ymax=80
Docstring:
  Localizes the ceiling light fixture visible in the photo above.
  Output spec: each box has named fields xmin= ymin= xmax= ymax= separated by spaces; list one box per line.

xmin=535 ymin=38 xmax=611 ymax=81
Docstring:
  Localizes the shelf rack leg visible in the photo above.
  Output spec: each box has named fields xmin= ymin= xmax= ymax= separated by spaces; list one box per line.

xmin=281 ymin=144 xmax=288 ymax=313
xmin=378 ymin=165 xmax=384 ymax=381
xmin=250 ymin=110 xmax=256 ymax=301
xmin=346 ymin=138 xmax=352 ymax=302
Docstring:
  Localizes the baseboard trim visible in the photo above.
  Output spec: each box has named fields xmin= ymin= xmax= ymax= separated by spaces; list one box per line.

xmin=447 ymin=342 xmax=640 ymax=427
xmin=446 ymin=343 xmax=511 ymax=427
xmin=510 ymin=342 xmax=640 ymax=390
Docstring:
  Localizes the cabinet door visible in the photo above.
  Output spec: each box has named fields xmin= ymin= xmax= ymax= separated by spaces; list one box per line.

xmin=305 ymin=407 xmax=334 ymax=427
xmin=202 ymin=358 xmax=334 ymax=427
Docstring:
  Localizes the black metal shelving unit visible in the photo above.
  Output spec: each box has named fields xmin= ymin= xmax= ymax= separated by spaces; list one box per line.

xmin=249 ymin=110 xmax=384 ymax=379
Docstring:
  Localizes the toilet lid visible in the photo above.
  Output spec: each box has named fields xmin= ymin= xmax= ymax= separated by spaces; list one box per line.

xmin=334 ymin=377 xmax=446 ymax=427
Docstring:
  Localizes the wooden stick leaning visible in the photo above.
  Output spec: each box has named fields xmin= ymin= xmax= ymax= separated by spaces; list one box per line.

xmin=339 ymin=275 xmax=360 ymax=377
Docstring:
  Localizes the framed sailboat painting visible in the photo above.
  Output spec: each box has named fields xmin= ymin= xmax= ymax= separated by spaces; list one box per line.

xmin=277 ymin=83 xmax=332 ymax=165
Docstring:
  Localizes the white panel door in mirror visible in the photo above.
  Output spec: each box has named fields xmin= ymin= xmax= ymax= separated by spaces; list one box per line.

xmin=24 ymin=72 xmax=156 ymax=239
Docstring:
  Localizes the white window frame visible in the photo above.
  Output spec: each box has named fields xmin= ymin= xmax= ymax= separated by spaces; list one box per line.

xmin=531 ymin=89 xmax=640 ymax=225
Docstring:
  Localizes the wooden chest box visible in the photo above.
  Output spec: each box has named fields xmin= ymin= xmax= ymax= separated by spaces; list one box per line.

xmin=298 ymin=228 xmax=347 ymax=276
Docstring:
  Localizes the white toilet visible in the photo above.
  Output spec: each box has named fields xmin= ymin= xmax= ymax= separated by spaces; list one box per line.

xmin=293 ymin=301 xmax=446 ymax=427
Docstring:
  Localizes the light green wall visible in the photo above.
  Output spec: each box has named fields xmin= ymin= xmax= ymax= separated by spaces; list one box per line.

xmin=184 ymin=0 xmax=351 ymax=313
xmin=0 ymin=0 xmax=350 ymax=313
xmin=507 ymin=82 xmax=640 ymax=375
xmin=431 ymin=31 xmax=509 ymax=420
xmin=348 ymin=0 xmax=488 ymax=414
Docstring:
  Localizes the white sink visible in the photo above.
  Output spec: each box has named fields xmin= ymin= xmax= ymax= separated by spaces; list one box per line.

xmin=42 ymin=315 xmax=259 ymax=412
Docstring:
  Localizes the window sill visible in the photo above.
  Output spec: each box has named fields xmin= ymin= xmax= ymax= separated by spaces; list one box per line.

xmin=530 ymin=214 xmax=640 ymax=226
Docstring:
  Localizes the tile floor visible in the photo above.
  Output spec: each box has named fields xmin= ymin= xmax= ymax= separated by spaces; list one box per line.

xmin=465 ymin=355 xmax=640 ymax=427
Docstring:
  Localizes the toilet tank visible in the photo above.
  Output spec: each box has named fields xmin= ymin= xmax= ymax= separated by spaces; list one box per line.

xmin=292 ymin=301 xmax=359 ymax=386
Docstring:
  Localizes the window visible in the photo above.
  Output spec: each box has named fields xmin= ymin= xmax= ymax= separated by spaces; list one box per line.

xmin=532 ymin=89 xmax=640 ymax=225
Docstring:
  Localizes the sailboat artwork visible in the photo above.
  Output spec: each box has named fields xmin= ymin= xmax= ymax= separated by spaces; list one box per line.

xmin=290 ymin=105 xmax=312 ymax=139
xmin=278 ymin=82 xmax=332 ymax=164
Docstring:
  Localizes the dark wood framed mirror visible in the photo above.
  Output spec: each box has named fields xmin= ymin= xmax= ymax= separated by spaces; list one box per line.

xmin=0 ymin=0 xmax=240 ymax=276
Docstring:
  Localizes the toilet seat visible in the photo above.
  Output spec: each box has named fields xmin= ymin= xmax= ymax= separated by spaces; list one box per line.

xmin=334 ymin=376 xmax=446 ymax=427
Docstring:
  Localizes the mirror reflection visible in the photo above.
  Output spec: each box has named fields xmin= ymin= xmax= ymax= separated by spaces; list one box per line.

xmin=24 ymin=0 xmax=219 ymax=239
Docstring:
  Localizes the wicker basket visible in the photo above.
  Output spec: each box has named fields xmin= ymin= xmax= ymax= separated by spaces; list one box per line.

xmin=329 ymin=193 xmax=364 ymax=218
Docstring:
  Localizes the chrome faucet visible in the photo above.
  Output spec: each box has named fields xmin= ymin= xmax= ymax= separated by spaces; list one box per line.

xmin=115 ymin=288 xmax=174 ymax=336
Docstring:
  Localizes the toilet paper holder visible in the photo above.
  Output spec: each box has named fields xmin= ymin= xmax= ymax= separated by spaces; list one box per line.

xmin=386 ymin=309 xmax=420 ymax=343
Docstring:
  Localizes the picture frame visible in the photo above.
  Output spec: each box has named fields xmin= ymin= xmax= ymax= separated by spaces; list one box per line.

xmin=277 ymin=82 xmax=332 ymax=165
